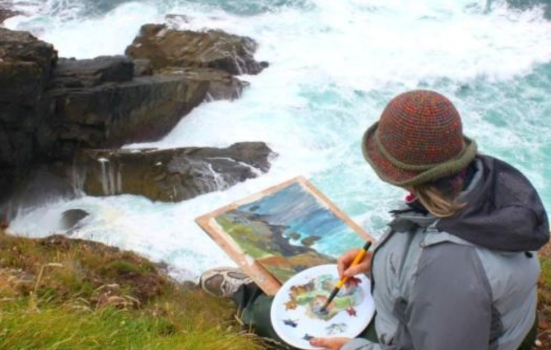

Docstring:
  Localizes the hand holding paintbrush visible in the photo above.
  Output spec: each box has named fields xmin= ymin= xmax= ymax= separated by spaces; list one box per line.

xmin=318 ymin=241 xmax=373 ymax=314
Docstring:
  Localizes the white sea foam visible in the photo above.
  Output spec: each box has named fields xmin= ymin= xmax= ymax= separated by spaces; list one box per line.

xmin=7 ymin=0 xmax=551 ymax=281
xmin=6 ymin=2 xmax=161 ymax=58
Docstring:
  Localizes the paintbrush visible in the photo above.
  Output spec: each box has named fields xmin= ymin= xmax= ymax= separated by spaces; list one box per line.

xmin=318 ymin=240 xmax=373 ymax=314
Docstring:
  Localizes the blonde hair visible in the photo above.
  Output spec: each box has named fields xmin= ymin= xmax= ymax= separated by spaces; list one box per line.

xmin=411 ymin=183 xmax=466 ymax=218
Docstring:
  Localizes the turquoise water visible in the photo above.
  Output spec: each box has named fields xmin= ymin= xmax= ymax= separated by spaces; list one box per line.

xmin=6 ymin=0 xmax=551 ymax=280
xmin=318 ymin=62 xmax=551 ymax=220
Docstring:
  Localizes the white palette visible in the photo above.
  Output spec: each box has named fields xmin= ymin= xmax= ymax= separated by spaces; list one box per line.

xmin=271 ymin=264 xmax=375 ymax=349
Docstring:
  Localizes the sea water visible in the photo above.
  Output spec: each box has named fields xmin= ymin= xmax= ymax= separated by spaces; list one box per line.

xmin=5 ymin=0 xmax=551 ymax=280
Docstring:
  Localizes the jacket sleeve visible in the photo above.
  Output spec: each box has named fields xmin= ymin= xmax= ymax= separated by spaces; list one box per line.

xmin=342 ymin=243 xmax=493 ymax=350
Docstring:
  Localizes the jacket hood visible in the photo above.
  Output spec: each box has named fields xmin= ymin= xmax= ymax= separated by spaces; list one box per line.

xmin=436 ymin=155 xmax=549 ymax=252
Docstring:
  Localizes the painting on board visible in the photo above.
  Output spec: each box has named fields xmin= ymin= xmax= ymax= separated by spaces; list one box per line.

xmin=195 ymin=177 xmax=372 ymax=295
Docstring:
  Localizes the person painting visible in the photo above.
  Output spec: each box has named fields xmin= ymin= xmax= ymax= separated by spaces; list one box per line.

xmin=200 ymin=90 xmax=550 ymax=350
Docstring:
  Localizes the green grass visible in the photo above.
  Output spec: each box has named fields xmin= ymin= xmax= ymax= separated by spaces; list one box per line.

xmin=540 ymin=255 xmax=551 ymax=287
xmin=538 ymin=251 xmax=551 ymax=312
xmin=0 ymin=295 xmax=261 ymax=350
xmin=2 ymin=228 xmax=547 ymax=350
xmin=0 ymin=231 xmax=266 ymax=350
xmin=537 ymin=246 xmax=551 ymax=348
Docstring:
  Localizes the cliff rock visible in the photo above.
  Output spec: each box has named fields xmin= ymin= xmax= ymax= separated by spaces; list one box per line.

xmin=0 ymin=28 xmax=57 ymax=201
xmin=49 ymin=56 xmax=134 ymax=89
xmin=0 ymin=6 xmax=21 ymax=25
xmin=46 ymin=74 xmax=209 ymax=159
xmin=0 ymin=25 xmax=270 ymax=204
xmin=126 ymin=24 xmax=268 ymax=75
xmin=159 ymin=67 xmax=249 ymax=101
xmin=70 ymin=142 xmax=275 ymax=202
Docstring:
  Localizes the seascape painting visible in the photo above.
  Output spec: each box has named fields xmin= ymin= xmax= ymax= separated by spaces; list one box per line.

xmin=196 ymin=177 xmax=371 ymax=294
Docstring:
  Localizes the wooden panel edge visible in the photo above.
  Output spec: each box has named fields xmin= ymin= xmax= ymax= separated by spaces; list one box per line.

xmin=196 ymin=214 xmax=282 ymax=295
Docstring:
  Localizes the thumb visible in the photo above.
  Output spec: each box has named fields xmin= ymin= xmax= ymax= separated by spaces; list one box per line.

xmin=310 ymin=338 xmax=331 ymax=348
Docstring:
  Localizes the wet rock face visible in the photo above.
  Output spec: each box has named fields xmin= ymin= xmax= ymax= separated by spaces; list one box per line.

xmin=126 ymin=24 xmax=268 ymax=76
xmin=46 ymin=74 xmax=209 ymax=158
xmin=49 ymin=56 xmax=134 ymax=89
xmin=0 ymin=8 xmax=21 ymax=24
xmin=71 ymin=142 xmax=275 ymax=202
xmin=60 ymin=209 xmax=89 ymax=231
xmin=0 ymin=28 xmax=57 ymax=104
xmin=0 ymin=28 xmax=58 ymax=201
xmin=132 ymin=59 xmax=154 ymax=77
xmin=0 ymin=25 xmax=271 ymax=204
xmin=159 ymin=67 xmax=249 ymax=101
xmin=506 ymin=0 xmax=551 ymax=19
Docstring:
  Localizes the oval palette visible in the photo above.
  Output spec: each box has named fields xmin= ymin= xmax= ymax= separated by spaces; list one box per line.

xmin=271 ymin=264 xmax=375 ymax=349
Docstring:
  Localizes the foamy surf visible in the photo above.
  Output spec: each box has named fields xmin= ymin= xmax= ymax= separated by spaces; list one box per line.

xmin=6 ymin=0 xmax=551 ymax=281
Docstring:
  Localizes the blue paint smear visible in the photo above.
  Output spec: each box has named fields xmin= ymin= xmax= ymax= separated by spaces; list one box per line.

xmin=238 ymin=183 xmax=365 ymax=257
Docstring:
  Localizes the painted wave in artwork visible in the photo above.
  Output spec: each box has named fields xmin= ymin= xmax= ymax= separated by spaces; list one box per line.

xmin=214 ymin=182 xmax=365 ymax=282
xmin=239 ymin=183 xmax=365 ymax=256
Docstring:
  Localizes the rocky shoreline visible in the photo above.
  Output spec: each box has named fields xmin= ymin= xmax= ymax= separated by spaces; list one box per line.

xmin=67 ymin=142 xmax=274 ymax=202
xmin=0 ymin=22 xmax=274 ymax=215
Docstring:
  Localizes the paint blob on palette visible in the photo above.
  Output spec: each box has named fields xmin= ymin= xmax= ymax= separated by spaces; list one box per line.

xmin=271 ymin=265 xmax=375 ymax=350
xmin=286 ymin=274 xmax=363 ymax=321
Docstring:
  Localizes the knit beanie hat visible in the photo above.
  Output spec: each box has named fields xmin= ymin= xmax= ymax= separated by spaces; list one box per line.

xmin=362 ymin=90 xmax=477 ymax=187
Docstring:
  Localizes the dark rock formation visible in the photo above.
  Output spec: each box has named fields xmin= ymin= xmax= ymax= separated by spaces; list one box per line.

xmin=46 ymin=74 xmax=209 ymax=159
xmin=70 ymin=142 xmax=275 ymax=202
xmin=0 ymin=28 xmax=57 ymax=103
xmin=0 ymin=28 xmax=57 ymax=201
xmin=61 ymin=209 xmax=89 ymax=231
xmin=0 ymin=25 xmax=270 ymax=205
xmin=133 ymin=59 xmax=153 ymax=77
xmin=126 ymin=24 xmax=268 ymax=76
xmin=49 ymin=56 xmax=134 ymax=89
xmin=505 ymin=0 xmax=551 ymax=19
xmin=0 ymin=6 xmax=20 ymax=24
xmin=0 ymin=169 xmax=76 ymax=221
xmin=159 ymin=67 xmax=249 ymax=101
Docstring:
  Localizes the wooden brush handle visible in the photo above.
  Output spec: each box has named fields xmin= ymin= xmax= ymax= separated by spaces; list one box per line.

xmin=321 ymin=241 xmax=373 ymax=312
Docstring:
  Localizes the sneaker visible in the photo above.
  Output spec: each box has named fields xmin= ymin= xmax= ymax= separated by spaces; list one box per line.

xmin=200 ymin=267 xmax=253 ymax=298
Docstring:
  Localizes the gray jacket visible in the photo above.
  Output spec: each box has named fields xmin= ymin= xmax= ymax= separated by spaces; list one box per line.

xmin=343 ymin=156 xmax=549 ymax=350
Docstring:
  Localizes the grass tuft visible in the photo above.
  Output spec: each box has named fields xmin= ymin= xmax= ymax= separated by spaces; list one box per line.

xmin=2 ymin=228 xmax=548 ymax=350
xmin=0 ymin=230 xmax=266 ymax=350
xmin=538 ymin=243 xmax=551 ymax=348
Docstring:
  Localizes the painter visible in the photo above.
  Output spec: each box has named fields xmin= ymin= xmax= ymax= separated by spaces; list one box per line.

xmin=198 ymin=91 xmax=549 ymax=350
